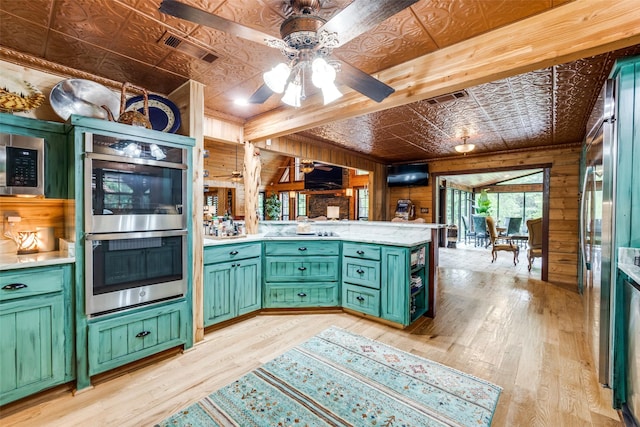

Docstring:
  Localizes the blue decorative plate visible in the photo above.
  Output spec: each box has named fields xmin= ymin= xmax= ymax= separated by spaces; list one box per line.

xmin=125 ymin=94 xmax=181 ymax=133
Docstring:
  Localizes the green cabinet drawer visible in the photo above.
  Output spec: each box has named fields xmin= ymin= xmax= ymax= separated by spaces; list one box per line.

xmin=342 ymin=284 xmax=380 ymax=317
xmin=0 ymin=293 xmax=65 ymax=405
xmin=204 ymin=242 xmax=261 ymax=264
xmin=264 ymin=283 xmax=339 ymax=307
xmin=342 ymin=257 xmax=380 ymax=289
xmin=264 ymin=257 xmax=339 ymax=282
xmin=0 ymin=268 xmax=64 ymax=301
xmin=87 ymin=302 xmax=187 ymax=375
xmin=264 ymin=241 xmax=340 ymax=256
xmin=342 ymin=242 xmax=381 ymax=260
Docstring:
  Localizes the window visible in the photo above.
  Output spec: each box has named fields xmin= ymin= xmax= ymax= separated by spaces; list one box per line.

xmin=294 ymin=158 xmax=304 ymax=181
xmin=297 ymin=193 xmax=306 ymax=217
xmin=356 ymin=188 xmax=369 ymax=220
xmin=446 ymin=188 xmax=472 ymax=240
xmin=206 ymin=194 xmax=219 ymax=217
xmin=474 ymin=190 xmax=543 ymax=233
xmin=280 ymin=192 xmax=289 ymax=220
xmin=258 ymin=192 xmax=265 ymax=220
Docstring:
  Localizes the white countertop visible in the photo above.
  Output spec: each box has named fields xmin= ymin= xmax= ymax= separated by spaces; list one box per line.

xmin=204 ymin=220 xmax=439 ymax=248
xmin=0 ymin=251 xmax=75 ymax=271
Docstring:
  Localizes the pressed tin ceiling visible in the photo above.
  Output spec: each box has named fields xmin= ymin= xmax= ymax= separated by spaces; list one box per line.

xmin=0 ymin=0 xmax=639 ymax=163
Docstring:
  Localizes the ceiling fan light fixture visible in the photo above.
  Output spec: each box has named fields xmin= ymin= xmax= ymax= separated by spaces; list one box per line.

xmin=300 ymin=160 xmax=315 ymax=173
xmin=282 ymin=79 xmax=302 ymax=107
xmin=311 ymin=57 xmax=334 ymax=88
xmin=454 ymin=136 xmax=475 ymax=154
xmin=230 ymin=172 xmax=243 ymax=182
xmin=321 ymin=81 xmax=342 ymax=105
xmin=263 ymin=63 xmax=291 ymax=93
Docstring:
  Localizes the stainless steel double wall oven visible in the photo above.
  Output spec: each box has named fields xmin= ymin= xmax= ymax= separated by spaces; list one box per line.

xmin=84 ymin=132 xmax=188 ymax=316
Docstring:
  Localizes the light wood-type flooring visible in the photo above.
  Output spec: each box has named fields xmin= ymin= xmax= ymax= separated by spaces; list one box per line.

xmin=1 ymin=244 xmax=622 ymax=426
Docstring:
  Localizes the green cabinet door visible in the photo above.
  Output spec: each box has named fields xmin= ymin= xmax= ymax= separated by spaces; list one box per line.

xmin=236 ymin=258 xmax=262 ymax=316
xmin=380 ymin=246 xmax=409 ymax=325
xmin=204 ymin=261 xmax=235 ymax=326
xmin=0 ymin=294 xmax=65 ymax=405
xmin=204 ymin=256 xmax=261 ymax=326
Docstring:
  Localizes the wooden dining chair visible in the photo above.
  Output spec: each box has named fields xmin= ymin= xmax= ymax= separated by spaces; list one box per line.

xmin=486 ymin=216 xmax=519 ymax=265
xmin=526 ymin=218 xmax=543 ymax=271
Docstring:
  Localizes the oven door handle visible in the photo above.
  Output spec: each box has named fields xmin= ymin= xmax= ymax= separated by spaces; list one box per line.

xmin=85 ymin=229 xmax=187 ymax=240
xmin=85 ymin=151 xmax=187 ymax=170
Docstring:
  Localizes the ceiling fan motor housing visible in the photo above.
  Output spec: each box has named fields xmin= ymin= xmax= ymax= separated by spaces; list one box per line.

xmin=280 ymin=15 xmax=326 ymax=50
xmin=287 ymin=0 xmax=322 ymax=15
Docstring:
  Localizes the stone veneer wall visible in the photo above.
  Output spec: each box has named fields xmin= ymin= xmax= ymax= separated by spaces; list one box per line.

xmin=309 ymin=195 xmax=349 ymax=219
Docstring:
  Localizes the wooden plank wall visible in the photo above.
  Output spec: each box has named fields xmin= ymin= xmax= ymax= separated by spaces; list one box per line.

xmin=388 ymin=145 xmax=582 ymax=288
xmin=0 ymin=199 xmax=65 ymax=255
xmin=253 ymin=136 xmax=388 ymax=221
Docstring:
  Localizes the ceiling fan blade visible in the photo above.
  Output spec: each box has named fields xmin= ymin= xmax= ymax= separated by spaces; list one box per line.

xmin=338 ymin=62 xmax=395 ymax=102
xmin=314 ymin=165 xmax=332 ymax=171
xmin=159 ymin=0 xmax=278 ymax=46
xmin=248 ymin=84 xmax=274 ymax=104
xmin=320 ymin=0 xmax=419 ymax=47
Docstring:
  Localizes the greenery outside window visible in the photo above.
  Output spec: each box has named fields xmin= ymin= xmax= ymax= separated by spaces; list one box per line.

xmin=357 ymin=188 xmax=369 ymax=220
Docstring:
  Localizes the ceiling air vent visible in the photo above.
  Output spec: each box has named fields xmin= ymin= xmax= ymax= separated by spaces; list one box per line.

xmin=158 ymin=31 xmax=218 ymax=64
xmin=425 ymin=90 xmax=468 ymax=105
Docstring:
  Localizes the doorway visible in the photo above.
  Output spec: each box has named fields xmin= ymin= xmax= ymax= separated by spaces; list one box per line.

xmin=433 ymin=165 xmax=550 ymax=281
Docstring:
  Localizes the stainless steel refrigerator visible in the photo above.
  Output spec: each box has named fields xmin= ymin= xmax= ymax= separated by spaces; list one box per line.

xmin=581 ymin=55 xmax=640 ymax=425
xmin=580 ymin=78 xmax=616 ymax=388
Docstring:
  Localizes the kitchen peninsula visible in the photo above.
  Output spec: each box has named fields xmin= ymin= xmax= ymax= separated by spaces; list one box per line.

xmin=203 ymin=220 xmax=440 ymax=328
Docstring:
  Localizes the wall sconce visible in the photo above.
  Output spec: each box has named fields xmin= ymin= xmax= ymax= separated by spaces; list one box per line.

xmin=289 ymin=191 xmax=296 ymax=199
xmin=327 ymin=206 xmax=340 ymax=220
xmin=345 ymin=188 xmax=353 ymax=197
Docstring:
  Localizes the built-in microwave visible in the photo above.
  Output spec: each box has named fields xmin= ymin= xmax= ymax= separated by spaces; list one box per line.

xmin=84 ymin=132 xmax=188 ymax=233
xmin=0 ymin=132 xmax=44 ymax=196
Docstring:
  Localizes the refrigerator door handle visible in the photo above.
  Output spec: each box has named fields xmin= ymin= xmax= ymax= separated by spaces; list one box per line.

xmin=580 ymin=165 xmax=592 ymax=271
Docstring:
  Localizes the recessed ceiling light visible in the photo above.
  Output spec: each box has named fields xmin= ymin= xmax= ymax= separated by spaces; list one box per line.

xmin=234 ymin=98 xmax=249 ymax=106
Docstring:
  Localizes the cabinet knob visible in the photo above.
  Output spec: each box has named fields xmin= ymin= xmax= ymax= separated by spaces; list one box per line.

xmin=298 ymin=266 xmax=307 ymax=271
xmin=298 ymin=247 xmax=307 ymax=251
xmin=229 ymin=250 xmax=239 ymax=255
xmin=297 ymin=292 xmax=307 ymax=297
xmin=356 ymin=250 xmax=365 ymax=255
xmin=135 ymin=330 xmax=151 ymax=338
xmin=356 ymin=296 xmax=365 ymax=302
xmin=2 ymin=283 xmax=28 ymax=290
xmin=356 ymin=269 xmax=365 ymax=274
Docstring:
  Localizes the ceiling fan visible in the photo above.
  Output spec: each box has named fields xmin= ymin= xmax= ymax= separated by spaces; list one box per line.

xmin=159 ymin=0 xmax=419 ymax=106
xmin=210 ymin=145 xmax=243 ymax=182
xmin=278 ymin=158 xmax=333 ymax=173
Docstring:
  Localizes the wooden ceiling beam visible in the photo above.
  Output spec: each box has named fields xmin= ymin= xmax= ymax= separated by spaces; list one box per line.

xmin=243 ymin=0 xmax=640 ymax=142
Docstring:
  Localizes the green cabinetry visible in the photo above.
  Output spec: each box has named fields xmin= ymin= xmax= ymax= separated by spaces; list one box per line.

xmin=0 ymin=114 xmax=69 ymax=198
xmin=204 ymin=242 xmax=262 ymax=326
xmin=381 ymin=244 xmax=429 ymax=326
xmin=87 ymin=301 xmax=188 ymax=375
xmin=342 ymin=242 xmax=381 ymax=316
xmin=69 ymin=116 xmax=194 ymax=390
xmin=0 ymin=264 xmax=74 ymax=405
xmin=264 ymin=241 xmax=340 ymax=307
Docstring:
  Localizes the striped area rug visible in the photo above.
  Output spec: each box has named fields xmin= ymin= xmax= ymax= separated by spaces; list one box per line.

xmin=156 ymin=326 xmax=501 ymax=426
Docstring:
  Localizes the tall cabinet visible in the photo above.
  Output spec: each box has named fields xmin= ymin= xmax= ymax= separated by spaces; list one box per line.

xmin=67 ymin=115 xmax=194 ymax=391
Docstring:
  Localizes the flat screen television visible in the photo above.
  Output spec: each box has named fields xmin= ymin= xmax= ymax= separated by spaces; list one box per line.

xmin=304 ymin=166 xmax=343 ymax=190
xmin=387 ymin=163 xmax=429 ymax=187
